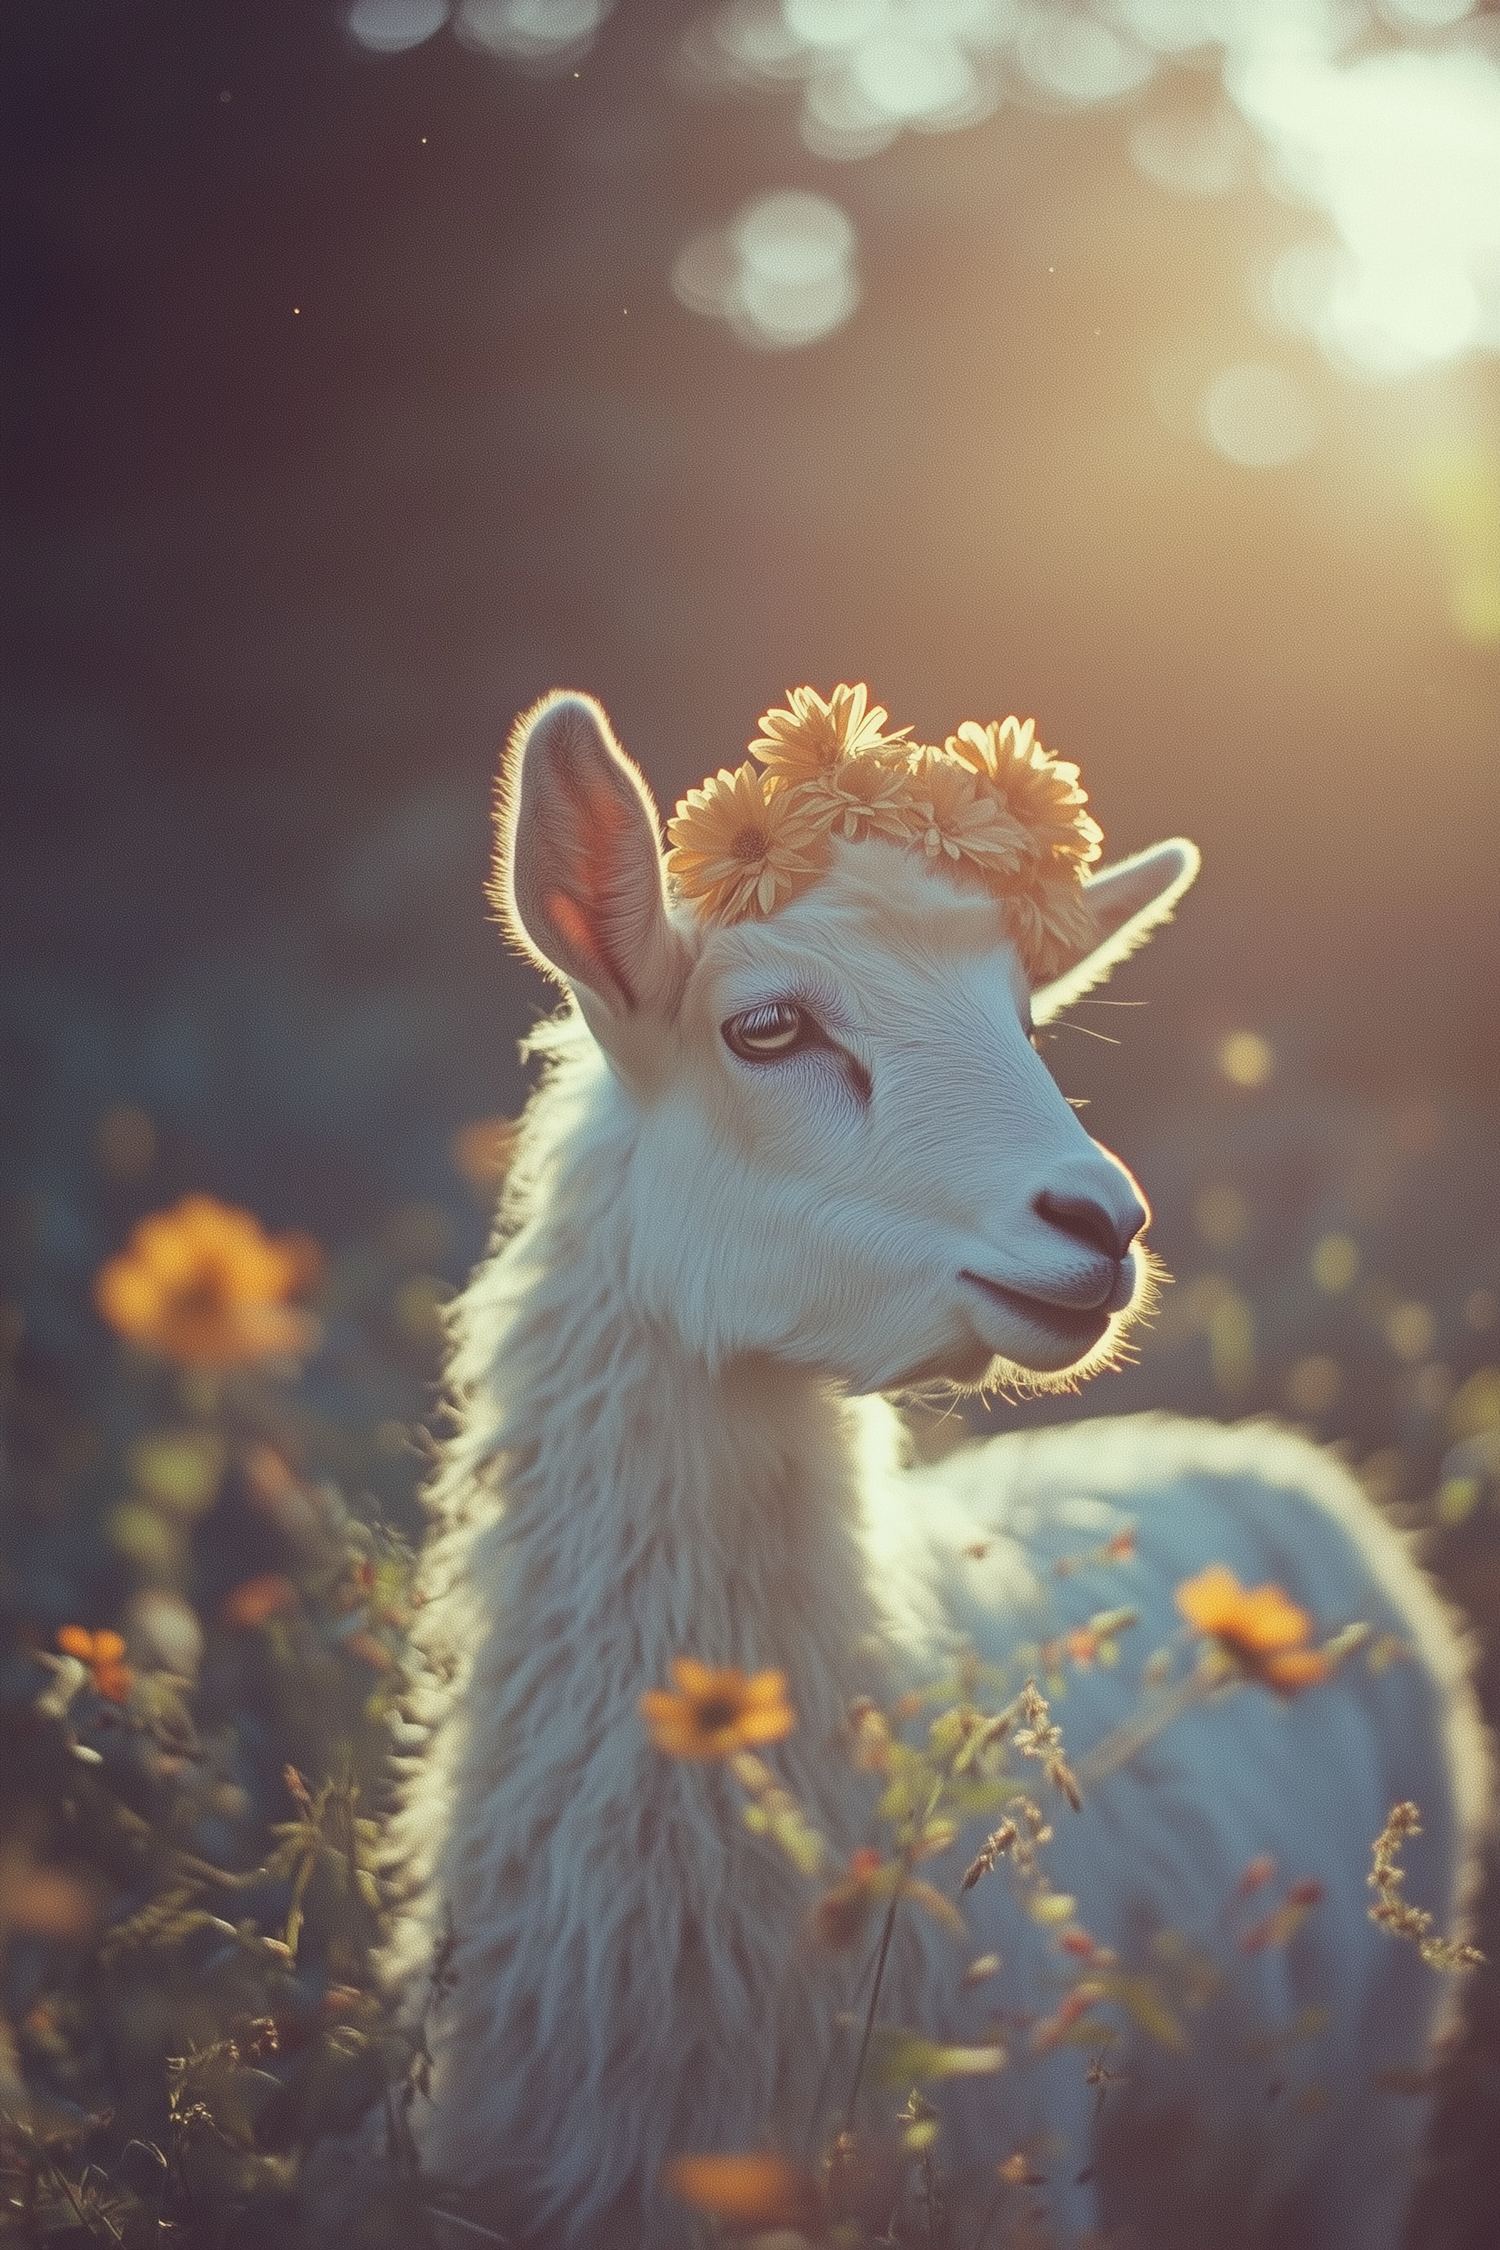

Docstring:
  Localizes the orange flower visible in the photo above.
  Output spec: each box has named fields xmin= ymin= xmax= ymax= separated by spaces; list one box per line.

xmin=665 ymin=761 xmax=827 ymax=924
xmin=664 ymin=688 xmax=1114 ymax=983
xmin=907 ymin=750 xmax=1032 ymax=879
xmin=640 ymin=1658 xmax=796 ymax=1759
xmin=1175 ymin=1565 xmax=1332 ymax=1695
xmin=1001 ymin=875 xmax=1098 ymax=987
xmin=56 ymin=1625 xmax=132 ymax=1702
xmin=801 ymin=747 xmax=922 ymax=846
xmin=222 ymin=1574 xmax=299 ymax=1630
xmin=94 ymin=1195 xmax=322 ymax=1366
xmin=946 ymin=717 xmax=1103 ymax=870
xmin=663 ymin=2151 xmax=821 ymax=2232
xmin=749 ymin=681 xmax=907 ymax=784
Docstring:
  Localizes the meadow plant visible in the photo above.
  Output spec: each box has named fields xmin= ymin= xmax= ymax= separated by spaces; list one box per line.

xmin=644 ymin=1593 xmax=1482 ymax=2250
xmin=0 ymin=1196 xmax=434 ymax=2248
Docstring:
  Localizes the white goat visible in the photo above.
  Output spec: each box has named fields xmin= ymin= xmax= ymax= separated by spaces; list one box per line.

xmin=386 ymin=691 xmax=1484 ymax=2250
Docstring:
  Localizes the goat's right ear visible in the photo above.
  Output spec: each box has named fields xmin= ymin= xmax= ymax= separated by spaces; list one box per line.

xmin=493 ymin=691 xmax=690 ymax=1027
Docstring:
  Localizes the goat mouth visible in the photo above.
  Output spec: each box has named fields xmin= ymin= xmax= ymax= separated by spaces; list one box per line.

xmin=959 ymin=1272 xmax=1115 ymax=1348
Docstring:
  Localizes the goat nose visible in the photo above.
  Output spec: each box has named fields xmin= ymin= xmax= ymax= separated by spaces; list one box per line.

xmin=1034 ymin=1188 xmax=1146 ymax=1263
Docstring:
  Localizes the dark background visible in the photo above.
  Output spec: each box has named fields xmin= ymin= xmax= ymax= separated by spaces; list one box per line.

xmin=3 ymin=3 xmax=1498 ymax=2239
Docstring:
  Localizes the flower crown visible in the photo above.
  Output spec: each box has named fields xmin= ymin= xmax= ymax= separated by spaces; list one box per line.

xmin=664 ymin=684 xmax=1104 ymax=982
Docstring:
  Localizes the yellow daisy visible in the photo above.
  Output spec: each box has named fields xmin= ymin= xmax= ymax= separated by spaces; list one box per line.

xmin=664 ymin=2151 xmax=821 ymax=2231
xmin=749 ymin=682 xmax=908 ymax=785
xmin=802 ymin=747 xmax=923 ymax=845
xmin=907 ymin=750 xmax=1032 ymax=878
xmin=93 ymin=1196 xmax=322 ymax=1367
xmin=665 ymin=761 xmax=826 ymax=924
xmin=947 ymin=717 xmax=1103 ymax=869
xmin=1176 ymin=1565 xmax=1332 ymax=1697
xmin=640 ymin=1658 xmax=797 ymax=1759
xmin=1003 ymin=878 xmax=1097 ymax=985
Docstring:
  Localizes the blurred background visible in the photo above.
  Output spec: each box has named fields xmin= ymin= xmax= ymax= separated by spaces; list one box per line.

xmin=2 ymin=1 xmax=1498 ymax=2243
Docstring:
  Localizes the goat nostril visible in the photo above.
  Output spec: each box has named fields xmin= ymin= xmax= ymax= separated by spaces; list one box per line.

xmin=1034 ymin=1189 xmax=1144 ymax=1264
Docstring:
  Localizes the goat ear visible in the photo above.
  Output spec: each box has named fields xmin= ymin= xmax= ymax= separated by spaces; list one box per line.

xmin=494 ymin=691 xmax=688 ymax=1022
xmin=1032 ymin=838 xmax=1200 ymax=1024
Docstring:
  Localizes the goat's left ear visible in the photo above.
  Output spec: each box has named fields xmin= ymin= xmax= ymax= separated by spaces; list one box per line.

xmin=1032 ymin=838 xmax=1201 ymax=1024
xmin=494 ymin=691 xmax=690 ymax=1037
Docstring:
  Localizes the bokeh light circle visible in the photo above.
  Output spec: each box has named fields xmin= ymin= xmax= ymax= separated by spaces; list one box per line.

xmin=1199 ymin=363 xmax=1317 ymax=468
xmin=347 ymin=0 xmax=450 ymax=53
xmin=674 ymin=190 xmax=861 ymax=349
xmin=456 ymin=0 xmax=612 ymax=65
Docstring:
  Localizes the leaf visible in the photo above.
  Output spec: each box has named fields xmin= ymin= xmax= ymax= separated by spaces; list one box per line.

xmin=869 ymin=2030 xmax=1007 ymax=2090
xmin=1092 ymin=1972 xmax=1188 ymax=2052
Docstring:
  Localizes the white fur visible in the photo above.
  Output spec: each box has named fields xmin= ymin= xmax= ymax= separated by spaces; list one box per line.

xmin=385 ymin=697 xmax=1486 ymax=2250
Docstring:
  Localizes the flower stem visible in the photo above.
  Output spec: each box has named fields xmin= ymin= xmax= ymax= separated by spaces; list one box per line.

xmin=842 ymin=1776 xmax=945 ymax=2136
xmin=842 ymin=1866 xmax=906 ymax=2139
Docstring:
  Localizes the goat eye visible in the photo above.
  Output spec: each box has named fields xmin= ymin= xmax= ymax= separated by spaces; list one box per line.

xmin=723 ymin=1001 xmax=813 ymax=1061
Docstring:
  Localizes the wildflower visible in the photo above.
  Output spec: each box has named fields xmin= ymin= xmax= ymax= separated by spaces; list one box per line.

xmin=222 ymin=1575 xmax=299 ymax=1629
xmin=1002 ymin=875 xmax=1099 ymax=987
xmin=907 ymin=751 xmax=1031 ymax=878
xmin=1241 ymin=1879 xmax=1325 ymax=1953
xmin=664 ymin=2150 xmax=821 ymax=2231
xmin=640 ymin=1657 xmax=795 ymax=1759
xmin=1032 ymin=1986 xmax=1107 ymax=2054
xmin=1104 ymin=1527 xmax=1136 ymax=1561
xmin=1175 ymin=1564 xmax=1332 ymax=1696
xmin=56 ymin=1625 xmax=132 ymax=1702
xmin=1066 ymin=1627 xmax=1100 ymax=1668
xmin=94 ymin=1195 xmax=322 ymax=1366
xmin=665 ymin=761 xmax=827 ymax=924
xmin=946 ymin=717 xmax=1103 ymax=869
xmin=749 ymin=680 xmax=906 ymax=783
xmin=802 ymin=747 xmax=922 ymax=846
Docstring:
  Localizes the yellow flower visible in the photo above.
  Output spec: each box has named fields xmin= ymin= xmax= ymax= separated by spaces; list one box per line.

xmin=749 ymin=681 xmax=908 ymax=784
xmin=1002 ymin=877 xmax=1098 ymax=985
xmin=665 ymin=761 xmax=826 ymax=924
xmin=94 ymin=1195 xmax=322 ymax=1366
xmin=640 ymin=1658 xmax=796 ymax=1759
xmin=1175 ymin=1565 xmax=1332 ymax=1696
xmin=947 ymin=717 xmax=1103 ymax=869
xmin=907 ymin=751 xmax=1032 ymax=878
xmin=802 ymin=748 xmax=923 ymax=846
xmin=663 ymin=2151 xmax=822 ymax=2231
